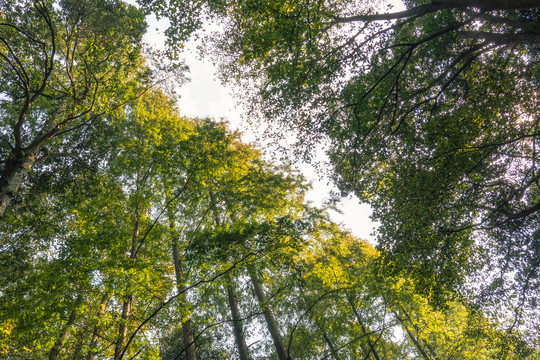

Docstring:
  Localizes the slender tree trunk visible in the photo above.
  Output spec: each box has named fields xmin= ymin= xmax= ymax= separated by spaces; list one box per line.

xmin=314 ymin=319 xmax=341 ymax=360
xmin=49 ymin=307 xmax=78 ymax=360
xmin=226 ymin=272 xmax=250 ymax=360
xmin=393 ymin=310 xmax=432 ymax=360
xmin=247 ymin=265 xmax=290 ymax=360
xmin=395 ymin=306 xmax=440 ymax=360
xmin=172 ymin=235 xmax=197 ymax=360
xmin=346 ymin=295 xmax=381 ymax=360
xmin=114 ymin=205 xmax=141 ymax=360
xmin=86 ymin=293 xmax=109 ymax=360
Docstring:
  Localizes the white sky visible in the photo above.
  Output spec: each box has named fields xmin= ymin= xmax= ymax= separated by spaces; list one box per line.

xmin=143 ymin=15 xmax=379 ymax=243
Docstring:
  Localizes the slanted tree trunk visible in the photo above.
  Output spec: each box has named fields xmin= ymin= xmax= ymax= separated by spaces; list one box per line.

xmin=314 ymin=319 xmax=341 ymax=360
xmin=393 ymin=310 xmax=431 ymax=360
xmin=393 ymin=306 xmax=440 ymax=360
xmin=226 ymin=272 xmax=250 ymax=360
xmin=49 ymin=307 xmax=78 ymax=360
xmin=346 ymin=295 xmax=381 ymax=360
xmin=247 ymin=264 xmax=290 ymax=360
xmin=86 ymin=293 xmax=109 ymax=360
xmin=114 ymin=295 xmax=133 ymax=360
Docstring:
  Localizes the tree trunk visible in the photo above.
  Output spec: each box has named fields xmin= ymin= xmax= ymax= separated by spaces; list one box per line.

xmin=86 ymin=293 xmax=109 ymax=360
xmin=346 ymin=295 xmax=381 ymax=360
xmin=114 ymin=295 xmax=133 ymax=360
xmin=114 ymin=205 xmax=141 ymax=360
xmin=0 ymin=117 xmax=60 ymax=218
xmin=314 ymin=320 xmax=341 ymax=360
xmin=172 ymin=235 xmax=197 ymax=360
xmin=395 ymin=306 xmax=440 ymax=360
xmin=49 ymin=307 xmax=78 ymax=360
xmin=226 ymin=271 xmax=250 ymax=360
xmin=0 ymin=151 xmax=38 ymax=217
xmin=394 ymin=311 xmax=432 ymax=360
xmin=248 ymin=265 xmax=289 ymax=360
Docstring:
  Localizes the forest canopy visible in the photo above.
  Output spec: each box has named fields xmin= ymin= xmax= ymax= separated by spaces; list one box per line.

xmin=0 ymin=0 xmax=539 ymax=359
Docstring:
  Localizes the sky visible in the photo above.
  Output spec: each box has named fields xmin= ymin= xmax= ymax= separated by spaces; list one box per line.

xmin=142 ymin=14 xmax=379 ymax=243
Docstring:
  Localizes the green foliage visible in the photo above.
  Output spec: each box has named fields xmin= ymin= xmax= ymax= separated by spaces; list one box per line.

xmin=161 ymin=0 xmax=540 ymax=340
xmin=1 ymin=1 xmax=539 ymax=358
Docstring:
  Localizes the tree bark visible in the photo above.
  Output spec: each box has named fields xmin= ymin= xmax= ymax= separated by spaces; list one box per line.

xmin=226 ymin=272 xmax=250 ymax=360
xmin=433 ymin=0 xmax=540 ymax=10
xmin=248 ymin=265 xmax=290 ymax=360
xmin=86 ymin=293 xmax=109 ymax=360
xmin=0 ymin=116 xmax=61 ymax=218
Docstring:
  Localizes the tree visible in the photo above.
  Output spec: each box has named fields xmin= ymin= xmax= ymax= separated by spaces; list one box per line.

xmin=145 ymin=0 xmax=540 ymax=333
xmin=0 ymin=0 xmax=149 ymax=217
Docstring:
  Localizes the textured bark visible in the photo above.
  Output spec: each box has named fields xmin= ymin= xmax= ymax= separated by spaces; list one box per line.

xmin=226 ymin=272 xmax=250 ymax=360
xmin=334 ymin=0 xmax=539 ymax=24
xmin=86 ymin=294 xmax=109 ymax=360
xmin=0 ymin=116 xmax=60 ymax=218
xmin=172 ymin=236 xmax=197 ymax=360
xmin=0 ymin=152 xmax=37 ymax=217
xmin=248 ymin=265 xmax=289 ymax=360
xmin=346 ymin=296 xmax=381 ymax=360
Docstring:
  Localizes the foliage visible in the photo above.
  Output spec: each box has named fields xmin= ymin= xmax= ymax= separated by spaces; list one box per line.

xmin=147 ymin=0 xmax=540 ymax=335
xmin=1 ymin=1 xmax=539 ymax=358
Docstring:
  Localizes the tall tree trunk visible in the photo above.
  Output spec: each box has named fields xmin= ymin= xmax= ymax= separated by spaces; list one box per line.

xmin=313 ymin=319 xmax=341 ymax=360
xmin=247 ymin=265 xmax=289 ymax=360
xmin=114 ymin=295 xmax=133 ymax=360
xmin=86 ymin=293 xmax=109 ymax=360
xmin=393 ymin=310 xmax=432 ymax=360
xmin=395 ymin=306 xmax=440 ymax=360
xmin=346 ymin=295 xmax=381 ymax=360
xmin=114 ymin=205 xmax=141 ymax=360
xmin=226 ymin=271 xmax=250 ymax=360
xmin=49 ymin=306 xmax=78 ymax=360
xmin=172 ymin=235 xmax=197 ymax=360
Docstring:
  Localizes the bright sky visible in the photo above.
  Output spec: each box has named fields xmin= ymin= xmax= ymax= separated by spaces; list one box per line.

xmin=143 ymin=14 xmax=379 ymax=243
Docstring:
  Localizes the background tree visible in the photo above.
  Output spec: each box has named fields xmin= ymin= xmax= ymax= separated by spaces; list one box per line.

xmin=0 ymin=0 xmax=149 ymax=217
